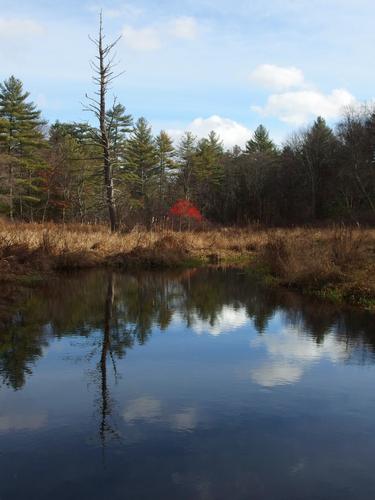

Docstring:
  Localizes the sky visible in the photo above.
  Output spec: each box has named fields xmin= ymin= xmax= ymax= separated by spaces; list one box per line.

xmin=0 ymin=0 xmax=374 ymax=147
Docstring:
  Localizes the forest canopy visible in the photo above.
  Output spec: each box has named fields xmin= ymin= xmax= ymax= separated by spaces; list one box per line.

xmin=0 ymin=75 xmax=374 ymax=228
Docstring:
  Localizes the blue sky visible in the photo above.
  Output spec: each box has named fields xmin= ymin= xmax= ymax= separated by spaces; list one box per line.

xmin=0 ymin=0 xmax=374 ymax=146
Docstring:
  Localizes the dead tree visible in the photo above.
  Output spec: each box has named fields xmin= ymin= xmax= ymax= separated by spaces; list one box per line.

xmin=86 ymin=13 xmax=123 ymax=231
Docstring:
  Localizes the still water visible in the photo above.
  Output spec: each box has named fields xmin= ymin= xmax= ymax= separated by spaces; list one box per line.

xmin=1 ymin=268 xmax=375 ymax=500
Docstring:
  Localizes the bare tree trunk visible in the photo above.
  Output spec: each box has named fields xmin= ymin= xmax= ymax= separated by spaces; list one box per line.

xmin=87 ymin=13 xmax=121 ymax=232
xmin=98 ymin=21 xmax=117 ymax=232
xmin=8 ymin=163 xmax=13 ymax=221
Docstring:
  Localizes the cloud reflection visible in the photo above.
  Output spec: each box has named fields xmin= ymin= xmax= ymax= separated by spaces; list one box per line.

xmin=250 ymin=326 xmax=350 ymax=387
xmin=0 ymin=413 xmax=47 ymax=431
xmin=123 ymin=397 xmax=162 ymax=423
xmin=123 ymin=398 xmax=198 ymax=432
xmin=171 ymin=408 xmax=197 ymax=432
xmin=251 ymin=362 xmax=303 ymax=387
xmin=191 ymin=306 xmax=248 ymax=336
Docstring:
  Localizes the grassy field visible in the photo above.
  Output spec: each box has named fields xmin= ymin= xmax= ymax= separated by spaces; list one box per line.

xmin=0 ymin=220 xmax=374 ymax=310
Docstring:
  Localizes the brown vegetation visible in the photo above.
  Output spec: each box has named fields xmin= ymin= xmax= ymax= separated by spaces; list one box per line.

xmin=0 ymin=220 xmax=374 ymax=309
xmin=0 ymin=220 xmax=260 ymax=274
xmin=261 ymin=226 xmax=375 ymax=308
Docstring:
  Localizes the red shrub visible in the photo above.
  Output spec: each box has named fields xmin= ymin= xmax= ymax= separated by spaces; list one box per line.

xmin=169 ymin=200 xmax=203 ymax=222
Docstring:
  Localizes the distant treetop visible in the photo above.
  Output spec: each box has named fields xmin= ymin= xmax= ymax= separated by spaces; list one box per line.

xmin=246 ymin=124 xmax=277 ymax=154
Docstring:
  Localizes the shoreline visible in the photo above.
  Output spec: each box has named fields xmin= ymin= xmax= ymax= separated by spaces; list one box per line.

xmin=1 ymin=222 xmax=374 ymax=314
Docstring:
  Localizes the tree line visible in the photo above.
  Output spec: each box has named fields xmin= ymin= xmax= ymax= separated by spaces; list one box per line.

xmin=0 ymin=74 xmax=374 ymax=227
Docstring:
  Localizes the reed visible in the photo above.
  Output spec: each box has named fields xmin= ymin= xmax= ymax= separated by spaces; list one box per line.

xmin=0 ymin=220 xmax=374 ymax=308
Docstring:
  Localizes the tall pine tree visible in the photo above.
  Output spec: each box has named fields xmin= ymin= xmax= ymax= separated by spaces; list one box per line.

xmin=106 ymin=102 xmax=133 ymax=166
xmin=155 ymin=130 xmax=175 ymax=218
xmin=246 ymin=125 xmax=277 ymax=154
xmin=301 ymin=116 xmax=337 ymax=219
xmin=176 ymin=132 xmax=197 ymax=200
xmin=194 ymin=131 xmax=224 ymax=217
xmin=124 ymin=117 xmax=158 ymax=224
xmin=0 ymin=76 xmax=46 ymax=220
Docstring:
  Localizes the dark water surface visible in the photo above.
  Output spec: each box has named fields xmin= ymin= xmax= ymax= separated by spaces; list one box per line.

xmin=1 ymin=268 xmax=375 ymax=500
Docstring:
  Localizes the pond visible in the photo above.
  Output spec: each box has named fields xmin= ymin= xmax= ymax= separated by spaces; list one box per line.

xmin=1 ymin=268 xmax=375 ymax=499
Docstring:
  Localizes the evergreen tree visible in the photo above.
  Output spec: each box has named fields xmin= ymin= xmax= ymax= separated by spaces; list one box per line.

xmin=0 ymin=76 xmax=46 ymax=220
xmin=176 ymin=131 xmax=197 ymax=200
xmin=196 ymin=131 xmax=223 ymax=180
xmin=301 ymin=116 xmax=337 ymax=219
xmin=124 ymin=117 xmax=158 ymax=223
xmin=194 ymin=131 xmax=224 ymax=217
xmin=242 ymin=126 xmax=279 ymax=222
xmin=106 ymin=102 xmax=133 ymax=164
xmin=105 ymin=103 xmax=133 ymax=222
xmin=246 ymin=124 xmax=277 ymax=154
xmin=155 ymin=130 xmax=175 ymax=177
xmin=155 ymin=130 xmax=175 ymax=217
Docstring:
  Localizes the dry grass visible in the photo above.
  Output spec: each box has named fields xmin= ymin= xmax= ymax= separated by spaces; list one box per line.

xmin=260 ymin=226 xmax=375 ymax=307
xmin=0 ymin=220 xmax=374 ymax=308
xmin=0 ymin=220 xmax=263 ymax=273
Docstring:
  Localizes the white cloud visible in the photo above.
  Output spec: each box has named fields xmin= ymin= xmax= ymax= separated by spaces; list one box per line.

xmin=0 ymin=18 xmax=44 ymax=38
xmin=169 ymin=115 xmax=252 ymax=148
xmin=168 ymin=16 xmax=199 ymax=40
xmin=122 ymin=25 xmax=161 ymax=51
xmin=250 ymin=64 xmax=358 ymax=125
xmin=252 ymin=88 xmax=357 ymax=125
xmin=250 ymin=64 xmax=305 ymax=91
xmin=191 ymin=305 xmax=249 ymax=336
xmin=190 ymin=116 xmax=252 ymax=148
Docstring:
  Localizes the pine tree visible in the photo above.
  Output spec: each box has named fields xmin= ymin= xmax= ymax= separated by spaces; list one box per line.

xmin=0 ymin=76 xmax=46 ymax=220
xmin=106 ymin=102 xmax=133 ymax=165
xmin=243 ymin=126 xmax=279 ymax=222
xmin=246 ymin=124 xmax=277 ymax=154
xmin=124 ymin=117 xmax=158 ymax=222
xmin=195 ymin=131 xmax=224 ymax=216
xmin=301 ymin=116 xmax=337 ymax=219
xmin=156 ymin=130 xmax=175 ymax=177
xmin=105 ymin=103 xmax=133 ymax=221
xmin=195 ymin=131 xmax=223 ymax=187
xmin=155 ymin=130 xmax=175 ymax=216
xmin=176 ymin=132 xmax=197 ymax=200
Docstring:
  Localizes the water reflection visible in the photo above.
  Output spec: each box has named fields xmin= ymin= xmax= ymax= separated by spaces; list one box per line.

xmin=1 ymin=268 xmax=375 ymax=499
xmin=0 ymin=411 xmax=47 ymax=431
xmin=250 ymin=323 xmax=350 ymax=387
xmin=190 ymin=305 xmax=248 ymax=336
xmin=1 ymin=268 xmax=374 ymax=394
xmin=98 ymin=271 xmax=118 ymax=450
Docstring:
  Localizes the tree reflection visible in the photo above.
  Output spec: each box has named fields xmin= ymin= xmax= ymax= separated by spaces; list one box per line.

xmin=1 ymin=268 xmax=375 ymax=392
xmin=98 ymin=271 xmax=116 ymax=450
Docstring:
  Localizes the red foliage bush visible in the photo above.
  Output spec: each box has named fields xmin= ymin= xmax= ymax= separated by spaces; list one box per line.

xmin=169 ymin=200 xmax=203 ymax=221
